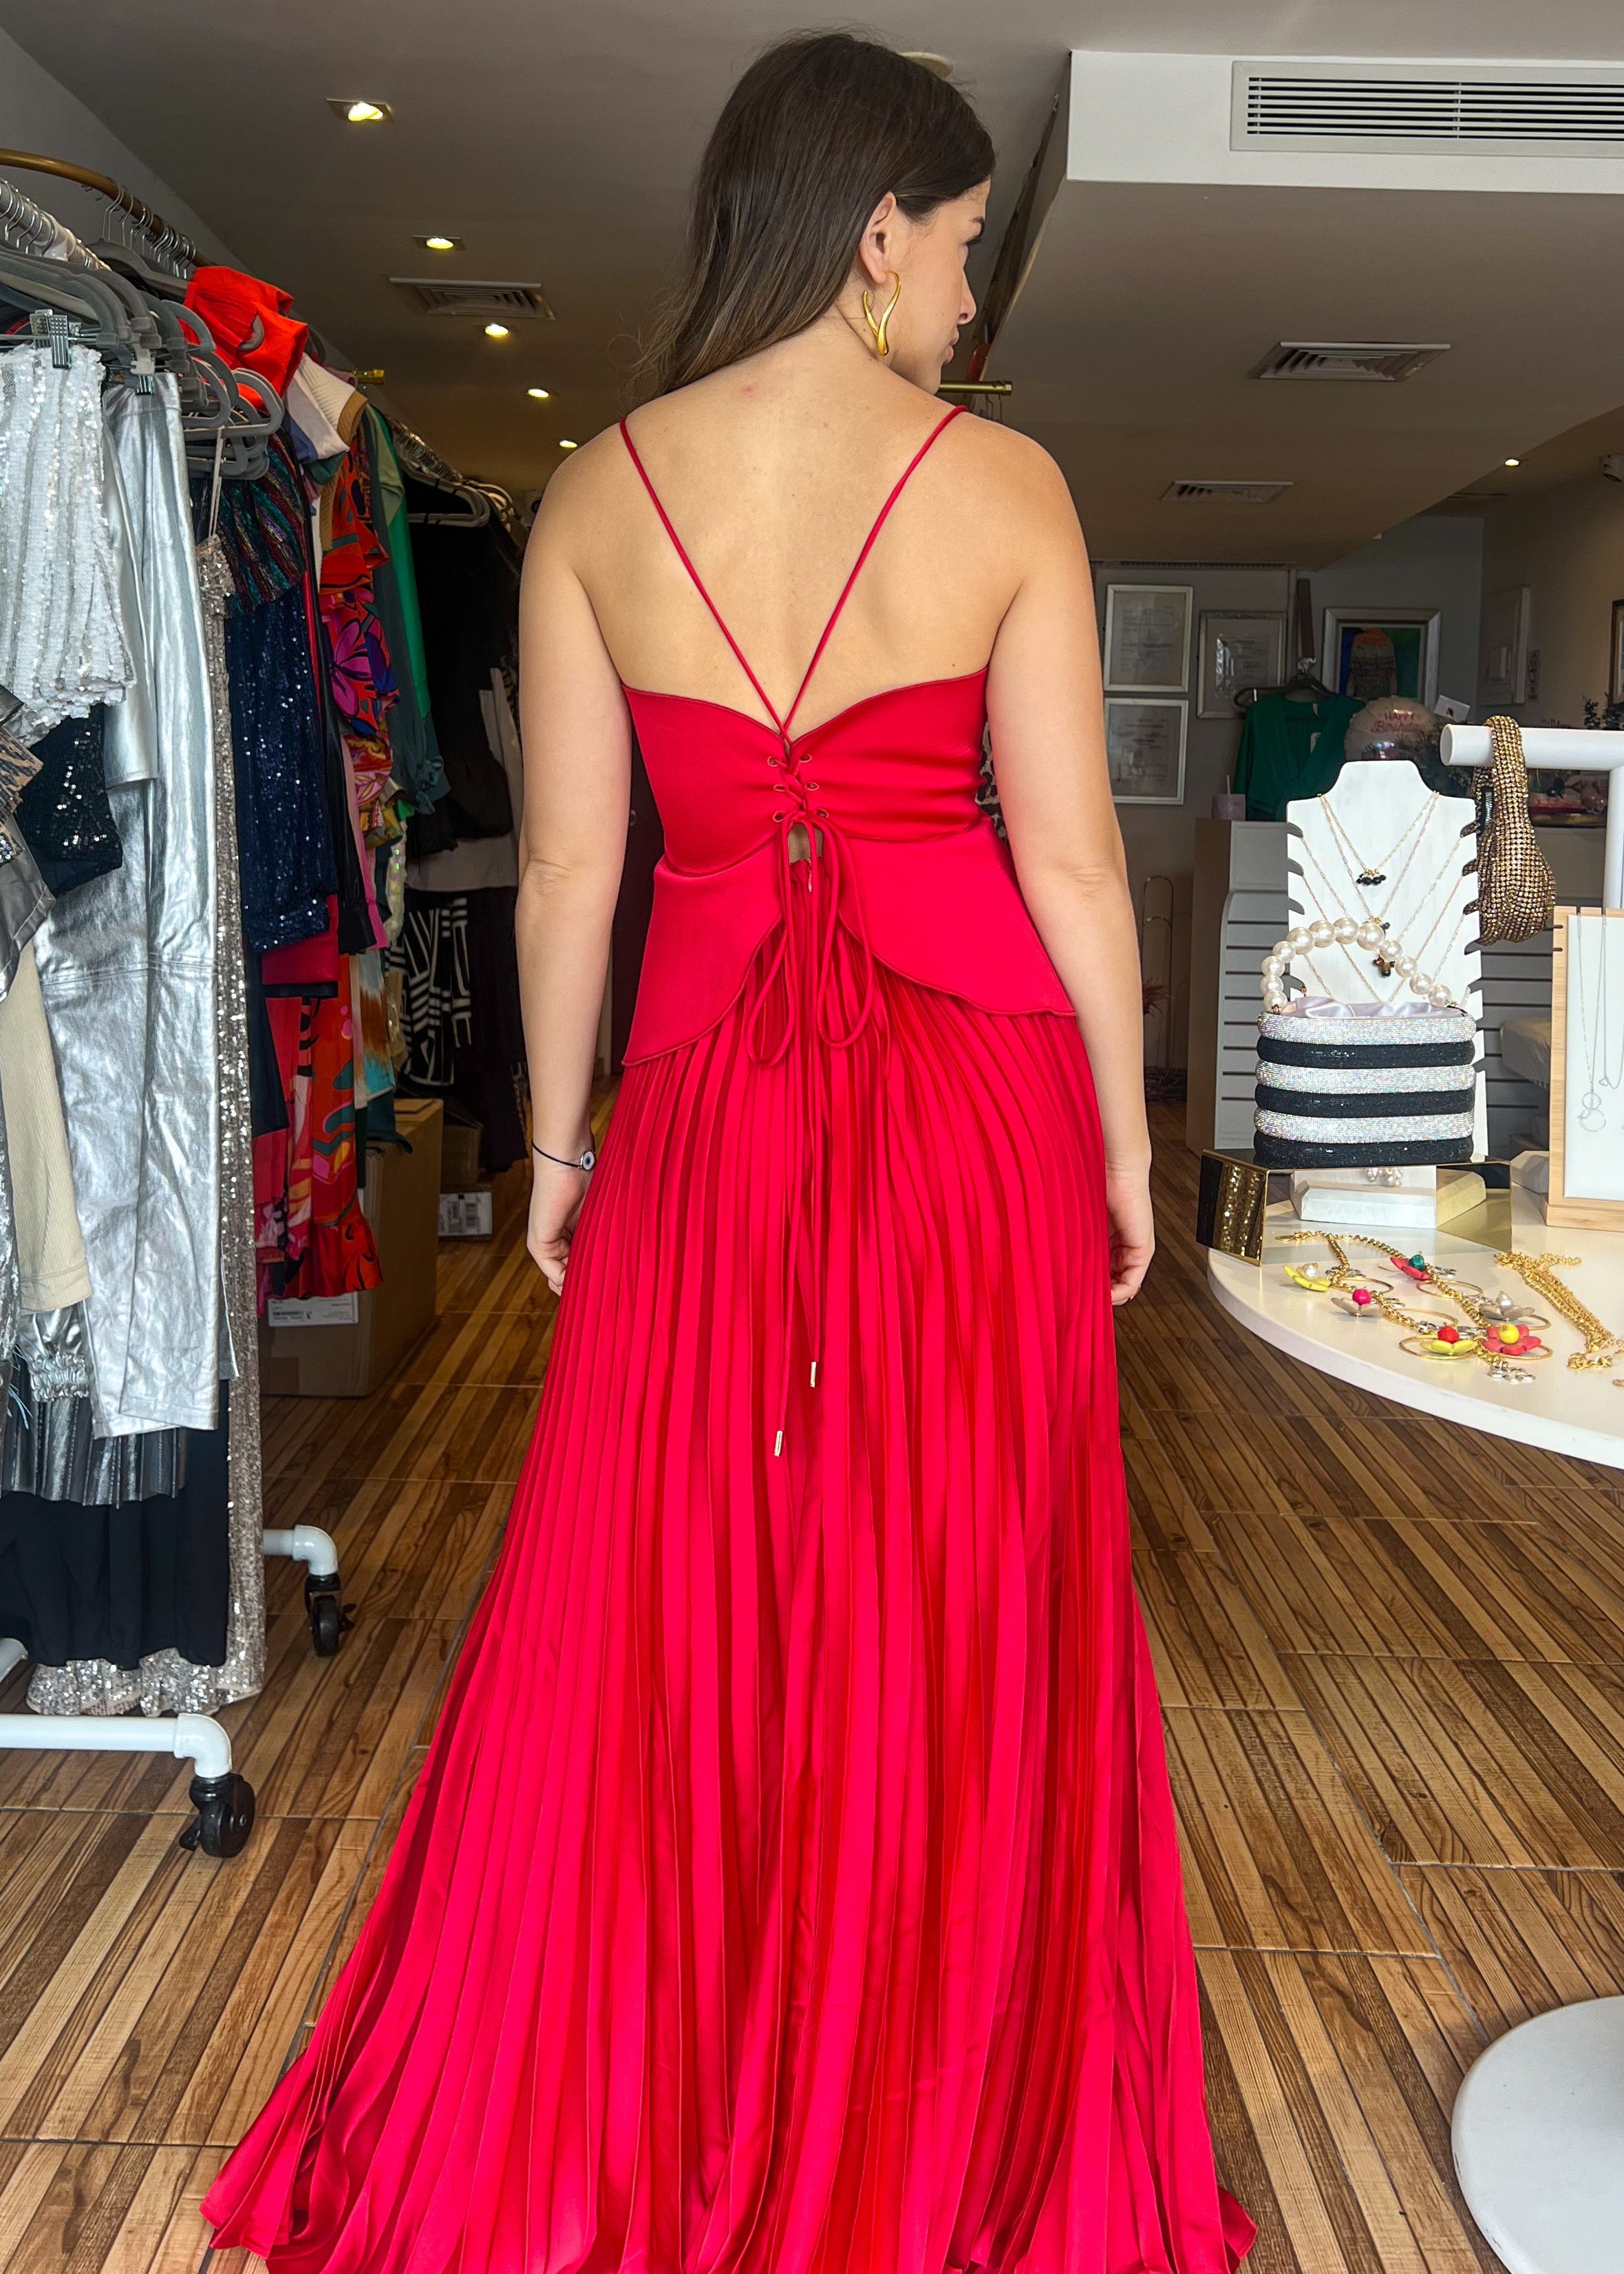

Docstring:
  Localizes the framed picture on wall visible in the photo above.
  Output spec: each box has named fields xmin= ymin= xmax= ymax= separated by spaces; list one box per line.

xmin=1197 ymin=611 xmax=1286 ymax=716
xmin=1105 ymin=697 xmax=1187 ymax=804
xmin=1322 ymin=608 xmax=1441 ymax=706
xmin=1102 ymin=584 xmax=1192 ymax=692
xmin=1480 ymin=586 xmax=1531 ymax=706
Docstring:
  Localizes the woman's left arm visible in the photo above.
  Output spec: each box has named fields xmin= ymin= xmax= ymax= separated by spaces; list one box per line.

xmin=515 ymin=453 xmax=633 ymax=1292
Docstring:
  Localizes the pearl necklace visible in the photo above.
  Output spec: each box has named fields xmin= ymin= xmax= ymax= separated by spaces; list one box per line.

xmin=1259 ymin=912 xmax=1467 ymax=1014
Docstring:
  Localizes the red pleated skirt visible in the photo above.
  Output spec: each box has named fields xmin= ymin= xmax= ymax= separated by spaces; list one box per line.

xmin=204 ymin=963 xmax=1252 ymax=2273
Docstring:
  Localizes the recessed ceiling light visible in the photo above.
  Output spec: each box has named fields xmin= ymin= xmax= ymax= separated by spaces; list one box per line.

xmin=526 ymin=386 xmax=551 ymax=400
xmin=328 ymin=97 xmax=392 ymax=123
xmin=1504 ymin=456 xmax=1521 ymax=467
xmin=901 ymin=51 xmax=954 ymax=78
xmin=559 ymin=438 xmax=577 ymax=450
xmin=484 ymin=321 xmax=511 ymax=339
xmin=418 ymin=233 xmax=462 ymax=253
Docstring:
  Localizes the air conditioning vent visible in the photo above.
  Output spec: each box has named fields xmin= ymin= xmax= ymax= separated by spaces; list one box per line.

xmin=1163 ymin=478 xmax=1292 ymax=504
xmin=1252 ymin=340 xmax=1448 ymax=383
xmin=1233 ymin=60 xmax=1624 ymax=156
xmin=390 ymin=278 xmax=555 ymax=321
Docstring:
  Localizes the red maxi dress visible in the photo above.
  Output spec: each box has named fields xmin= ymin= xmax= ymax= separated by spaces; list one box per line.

xmin=204 ymin=409 xmax=1254 ymax=2274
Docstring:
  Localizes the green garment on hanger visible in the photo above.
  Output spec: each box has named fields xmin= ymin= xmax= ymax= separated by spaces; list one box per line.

xmin=366 ymin=410 xmax=449 ymax=811
xmin=1233 ymin=692 xmax=1363 ymax=820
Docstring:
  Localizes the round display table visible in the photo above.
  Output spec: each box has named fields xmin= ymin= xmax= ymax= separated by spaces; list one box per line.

xmin=1207 ymin=1189 xmax=1624 ymax=2270
xmin=1206 ymin=1187 xmax=1624 ymax=1476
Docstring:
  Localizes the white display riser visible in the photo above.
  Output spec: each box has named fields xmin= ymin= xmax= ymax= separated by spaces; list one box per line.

xmin=1187 ymin=819 xmax=1600 ymax=1157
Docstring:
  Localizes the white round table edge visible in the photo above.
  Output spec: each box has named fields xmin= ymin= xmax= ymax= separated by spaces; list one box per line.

xmin=1205 ymin=1199 xmax=1624 ymax=1475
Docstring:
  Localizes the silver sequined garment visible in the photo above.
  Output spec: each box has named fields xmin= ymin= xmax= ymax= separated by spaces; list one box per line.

xmin=24 ymin=535 xmax=266 ymax=1717
xmin=0 ymin=346 xmax=133 ymax=740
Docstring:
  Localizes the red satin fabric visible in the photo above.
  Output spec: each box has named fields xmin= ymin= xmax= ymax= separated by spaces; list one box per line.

xmin=621 ymin=674 xmax=1073 ymax=1062
xmin=204 ymin=430 xmax=1252 ymax=2271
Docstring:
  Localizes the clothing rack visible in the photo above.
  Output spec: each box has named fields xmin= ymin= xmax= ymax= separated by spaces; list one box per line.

xmin=0 ymin=147 xmax=197 ymax=277
xmin=387 ymin=411 xmax=531 ymax=539
xmin=0 ymin=187 xmax=356 ymax=1859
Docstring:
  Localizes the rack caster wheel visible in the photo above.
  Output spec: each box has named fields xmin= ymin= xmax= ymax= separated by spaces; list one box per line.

xmin=178 ymin=1771 xmax=256 ymax=1858
xmin=305 ymin=1572 xmax=354 ymax=1658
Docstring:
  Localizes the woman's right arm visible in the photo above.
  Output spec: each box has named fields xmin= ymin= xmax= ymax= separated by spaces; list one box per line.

xmin=981 ymin=436 xmax=1154 ymax=1304
xmin=515 ymin=456 xmax=633 ymax=1291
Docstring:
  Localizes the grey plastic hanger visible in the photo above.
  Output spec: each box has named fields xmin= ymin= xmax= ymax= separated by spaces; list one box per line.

xmin=0 ymin=245 xmax=131 ymax=364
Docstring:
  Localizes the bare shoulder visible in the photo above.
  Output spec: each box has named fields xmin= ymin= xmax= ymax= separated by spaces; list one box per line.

xmin=945 ymin=414 xmax=1074 ymax=515
xmin=937 ymin=412 xmax=1083 ymax=583
xmin=528 ymin=425 xmax=625 ymax=536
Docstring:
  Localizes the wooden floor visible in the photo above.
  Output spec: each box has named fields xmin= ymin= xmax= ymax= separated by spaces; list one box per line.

xmin=3 ymin=1105 xmax=1624 ymax=2271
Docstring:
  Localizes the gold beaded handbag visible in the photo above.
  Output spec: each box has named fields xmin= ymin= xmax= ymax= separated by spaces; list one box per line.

xmin=1473 ymin=715 xmax=1555 ymax=946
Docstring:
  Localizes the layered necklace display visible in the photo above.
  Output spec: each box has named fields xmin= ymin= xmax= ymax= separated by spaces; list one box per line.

xmin=1572 ymin=913 xmax=1624 ymax=1136
xmin=1260 ymin=791 xmax=1470 ymax=1015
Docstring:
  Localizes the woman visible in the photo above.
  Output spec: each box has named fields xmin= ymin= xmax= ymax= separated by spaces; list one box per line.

xmin=205 ymin=32 xmax=1252 ymax=2273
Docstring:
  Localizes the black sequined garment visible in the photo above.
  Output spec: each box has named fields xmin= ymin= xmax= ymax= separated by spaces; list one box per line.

xmin=224 ymin=583 xmax=338 ymax=951
xmin=14 ymin=707 xmax=122 ymax=895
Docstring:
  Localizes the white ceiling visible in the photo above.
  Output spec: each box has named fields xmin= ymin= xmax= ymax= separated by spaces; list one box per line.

xmin=4 ymin=1 xmax=1624 ymax=544
xmin=991 ymin=176 xmax=1624 ymax=566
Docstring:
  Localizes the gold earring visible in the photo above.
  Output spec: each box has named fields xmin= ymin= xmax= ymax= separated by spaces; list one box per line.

xmin=861 ymin=273 xmax=901 ymax=359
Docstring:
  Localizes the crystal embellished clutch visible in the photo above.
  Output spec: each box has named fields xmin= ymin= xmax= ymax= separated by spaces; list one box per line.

xmin=1254 ymin=1001 xmax=1477 ymax=1169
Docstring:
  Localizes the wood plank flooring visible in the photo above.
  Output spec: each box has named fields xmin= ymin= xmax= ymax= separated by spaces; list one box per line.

xmin=3 ymin=1105 xmax=1623 ymax=2271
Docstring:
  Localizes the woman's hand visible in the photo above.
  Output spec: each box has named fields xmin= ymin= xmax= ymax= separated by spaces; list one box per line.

xmin=1105 ymin=1163 xmax=1155 ymax=1306
xmin=528 ymin=1158 xmax=591 ymax=1295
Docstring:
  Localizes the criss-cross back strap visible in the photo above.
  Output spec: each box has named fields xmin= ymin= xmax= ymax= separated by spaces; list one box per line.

xmin=619 ymin=405 xmax=965 ymax=741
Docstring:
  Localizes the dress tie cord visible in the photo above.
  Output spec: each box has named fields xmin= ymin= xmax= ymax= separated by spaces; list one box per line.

xmin=616 ymin=403 xmax=964 ymax=1456
xmin=743 ymin=743 xmax=884 ymax=1455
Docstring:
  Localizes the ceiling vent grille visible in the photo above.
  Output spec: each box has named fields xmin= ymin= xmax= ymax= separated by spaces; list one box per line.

xmin=390 ymin=278 xmax=555 ymax=321
xmin=1252 ymin=340 xmax=1448 ymax=383
xmin=1232 ymin=61 xmax=1624 ymax=156
xmin=1163 ymin=478 xmax=1292 ymax=503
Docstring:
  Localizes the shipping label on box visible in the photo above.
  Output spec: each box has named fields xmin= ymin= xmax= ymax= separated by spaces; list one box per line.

xmin=440 ymin=1190 xmax=493 ymax=1239
xmin=266 ymin=1293 xmax=360 ymax=1328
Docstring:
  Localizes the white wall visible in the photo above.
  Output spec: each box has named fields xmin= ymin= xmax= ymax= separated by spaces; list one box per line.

xmin=0 ymin=25 xmax=238 ymax=265
xmin=1100 ymin=510 xmax=1485 ymax=1067
xmin=1477 ymin=472 xmax=1624 ymax=728
xmin=1311 ymin=513 xmax=1485 ymax=710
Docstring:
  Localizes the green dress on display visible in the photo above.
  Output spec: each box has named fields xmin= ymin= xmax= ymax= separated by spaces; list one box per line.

xmin=1232 ymin=692 xmax=1363 ymax=820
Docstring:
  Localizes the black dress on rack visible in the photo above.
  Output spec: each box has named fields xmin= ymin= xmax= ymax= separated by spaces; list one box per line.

xmin=0 ymin=1388 xmax=231 ymax=1670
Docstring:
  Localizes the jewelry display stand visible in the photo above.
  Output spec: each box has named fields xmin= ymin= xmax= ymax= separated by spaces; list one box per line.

xmin=1284 ymin=759 xmax=1485 ymax=1224
xmin=1438 ymin=723 xmax=1624 ymax=2274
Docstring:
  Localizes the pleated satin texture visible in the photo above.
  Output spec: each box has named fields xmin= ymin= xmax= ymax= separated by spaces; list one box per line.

xmin=206 ymin=416 xmax=1250 ymax=2271
xmin=203 ymin=947 xmax=1250 ymax=2273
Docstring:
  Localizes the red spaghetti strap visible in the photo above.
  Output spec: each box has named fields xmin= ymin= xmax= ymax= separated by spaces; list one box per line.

xmin=783 ymin=405 xmax=965 ymax=735
xmin=621 ymin=403 xmax=965 ymax=743
xmin=620 ymin=418 xmax=789 ymax=735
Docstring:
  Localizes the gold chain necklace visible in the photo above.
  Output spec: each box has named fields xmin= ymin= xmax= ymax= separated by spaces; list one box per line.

xmin=1279 ymin=1232 xmax=1550 ymax=1377
xmin=1495 ymin=1251 xmax=1624 ymax=1378
xmin=1317 ymin=791 xmax=1439 ymax=900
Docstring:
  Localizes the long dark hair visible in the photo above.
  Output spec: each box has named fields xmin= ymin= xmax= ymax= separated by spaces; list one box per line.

xmin=637 ymin=32 xmax=994 ymax=400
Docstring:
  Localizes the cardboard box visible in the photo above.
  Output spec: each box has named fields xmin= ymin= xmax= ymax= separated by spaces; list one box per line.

xmin=440 ymin=1105 xmax=483 ymax=1191
xmin=259 ymin=1096 xmax=443 ymax=1398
